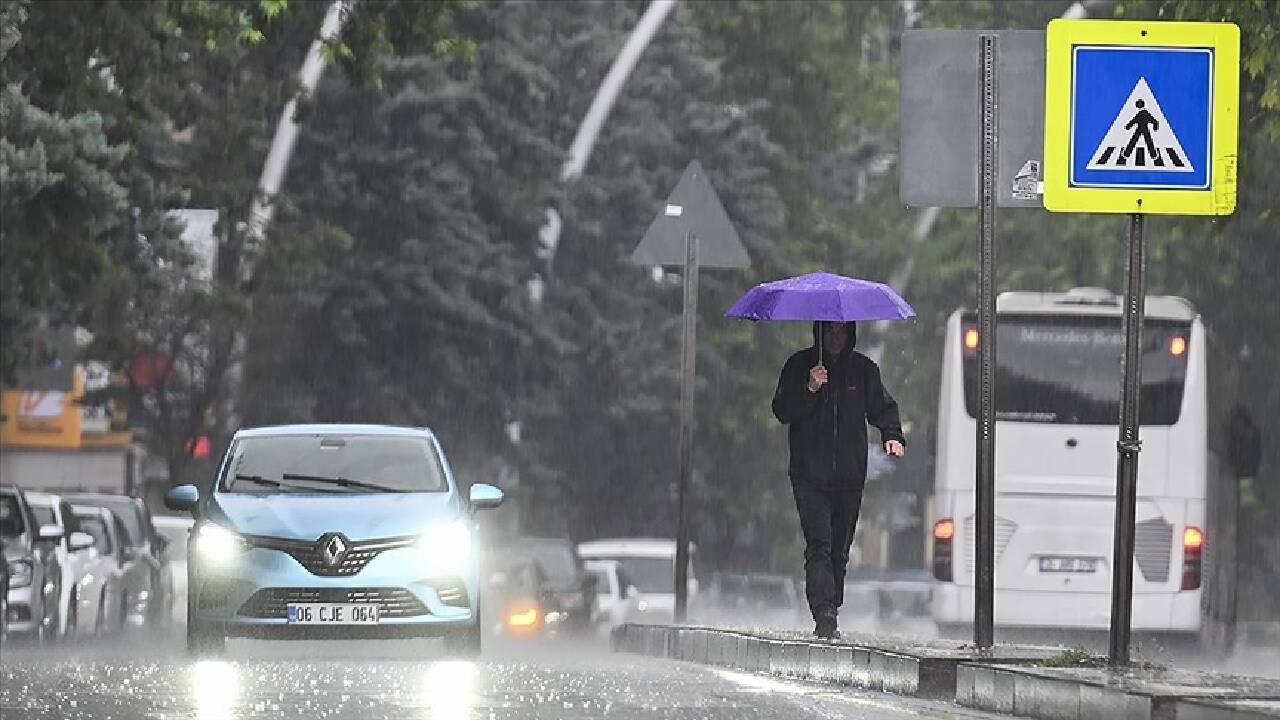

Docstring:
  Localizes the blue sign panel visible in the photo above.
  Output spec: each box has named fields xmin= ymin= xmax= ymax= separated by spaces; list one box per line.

xmin=1069 ymin=46 xmax=1212 ymax=190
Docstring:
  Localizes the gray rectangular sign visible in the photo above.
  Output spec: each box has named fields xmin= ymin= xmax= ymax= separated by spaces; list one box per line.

xmin=900 ymin=29 xmax=1045 ymax=208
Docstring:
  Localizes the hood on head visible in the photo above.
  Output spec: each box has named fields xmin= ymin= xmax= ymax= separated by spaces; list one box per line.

xmin=811 ymin=321 xmax=857 ymax=361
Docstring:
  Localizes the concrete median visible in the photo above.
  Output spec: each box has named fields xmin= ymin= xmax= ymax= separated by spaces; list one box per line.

xmin=613 ymin=624 xmax=1280 ymax=719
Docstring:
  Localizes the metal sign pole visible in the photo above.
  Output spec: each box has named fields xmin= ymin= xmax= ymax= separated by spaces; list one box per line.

xmin=674 ymin=231 xmax=699 ymax=623
xmin=1109 ymin=212 xmax=1147 ymax=665
xmin=974 ymin=33 xmax=1000 ymax=651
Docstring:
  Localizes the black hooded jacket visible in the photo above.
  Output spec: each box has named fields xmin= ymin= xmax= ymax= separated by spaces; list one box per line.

xmin=772 ymin=321 xmax=906 ymax=490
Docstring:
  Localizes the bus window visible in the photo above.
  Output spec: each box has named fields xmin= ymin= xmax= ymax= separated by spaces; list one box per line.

xmin=962 ymin=315 xmax=1191 ymax=425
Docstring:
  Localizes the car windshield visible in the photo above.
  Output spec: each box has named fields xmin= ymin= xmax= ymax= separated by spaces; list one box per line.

xmin=610 ymin=557 xmax=674 ymax=593
xmin=83 ymin=499 xmax=144 ymax=547
xmin=588 ymin=567 xmax=613 ymax=596
xmin=0 ymin=495 xmax=25 ymax=538
xmin=506 ymin=542 xmax=578 ymax=582
xmin=31 ymin=506 xmax=55 ymax=527
xmin=221 ymin=434 xmax=448 ymax=494
xmin=76 ymin=515 xmax=112 ymax=555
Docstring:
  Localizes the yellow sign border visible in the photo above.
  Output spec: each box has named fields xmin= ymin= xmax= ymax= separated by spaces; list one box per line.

xmin=1043 ymin=19 xmax=1239 ymax=215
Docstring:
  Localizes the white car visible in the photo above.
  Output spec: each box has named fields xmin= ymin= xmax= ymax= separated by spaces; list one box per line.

xmin=152 ymin=515 xmax=194 ymax=625
xmin=577 ymin=538 xmax=696 ymax=626
xmin=584 ymin=559 xmax=641 ymax=637
xmin=69 ymin=505 xmax=130 ymax=637
xmin=25 ymin=492 xmax=98 ymax=640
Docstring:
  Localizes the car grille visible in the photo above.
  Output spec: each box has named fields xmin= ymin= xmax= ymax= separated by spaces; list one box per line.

xmin=237 ymin=587 xmax=429 ymax=619
xmin=247 ymin=534 xmax=417 ymax=577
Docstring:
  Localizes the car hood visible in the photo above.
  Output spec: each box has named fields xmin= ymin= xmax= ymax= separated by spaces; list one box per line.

xmin=205 ymin=492 xmax=461 ymax=541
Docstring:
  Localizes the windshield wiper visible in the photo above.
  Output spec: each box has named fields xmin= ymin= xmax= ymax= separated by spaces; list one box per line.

xmin=280 ymin=473 xmax=408 ymax=494
xmin=233 ymin=473 xmax=344 ymax=494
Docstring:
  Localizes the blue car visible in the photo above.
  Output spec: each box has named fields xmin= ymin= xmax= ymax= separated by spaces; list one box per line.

xmin=164 ymin=424 xmax=503 ymax=656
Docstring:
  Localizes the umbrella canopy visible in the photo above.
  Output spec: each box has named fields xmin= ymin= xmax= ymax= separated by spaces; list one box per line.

xmin=724 ymin=272 xmax=915 ymax=322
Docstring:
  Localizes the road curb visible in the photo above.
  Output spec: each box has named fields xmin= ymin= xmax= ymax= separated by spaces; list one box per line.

xmin=612 ymin=624 xmax=1280 ymax=719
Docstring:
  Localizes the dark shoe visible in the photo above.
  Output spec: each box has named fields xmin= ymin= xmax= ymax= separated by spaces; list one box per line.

xmin=814 ymin=613 xmax=840 ymax=640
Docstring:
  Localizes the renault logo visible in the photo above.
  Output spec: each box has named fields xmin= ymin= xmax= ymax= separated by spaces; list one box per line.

xmin=319 ymin=533 xmax=349 ymax=567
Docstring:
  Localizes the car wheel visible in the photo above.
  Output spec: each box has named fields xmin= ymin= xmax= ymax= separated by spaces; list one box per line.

xmin=443 ymin=607 xmax=482 ymax=658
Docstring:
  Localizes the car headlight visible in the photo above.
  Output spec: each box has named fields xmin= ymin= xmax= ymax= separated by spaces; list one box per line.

xmin=7 ymin=559 xmax=33 ymax=588
xmin=416 ymin=520 xmax=472 ymax=577
xmin=194 ymin=524 xmax=244 ymax=563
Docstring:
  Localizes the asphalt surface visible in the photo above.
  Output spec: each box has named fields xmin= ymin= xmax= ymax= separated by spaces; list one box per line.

xmin=0 ymin=634 xmax=1022 ymax=720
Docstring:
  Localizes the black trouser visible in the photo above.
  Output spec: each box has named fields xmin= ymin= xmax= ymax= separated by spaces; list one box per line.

xmin=791 ymin=479 xmax=864 ymax=621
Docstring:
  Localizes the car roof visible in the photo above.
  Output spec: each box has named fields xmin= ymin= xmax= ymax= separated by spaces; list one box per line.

xmin=22 ymin=491 xmax=58 ymax=505
xmin=70 ymin=504 xmax=117 ymax=518
xmin=152 ymin=515 xmax=195 ymax=528
xmin=234 ymin=424 xmax=437 ymax=439
xmin=64 ymin=493 xmax=143 ymax=506
xmin=577 ymin=538 xmax=691 ymax=557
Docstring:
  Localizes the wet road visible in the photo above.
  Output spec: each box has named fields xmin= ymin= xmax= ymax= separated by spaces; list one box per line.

xmin=0 ymin=636 xmax=1020 ymax=720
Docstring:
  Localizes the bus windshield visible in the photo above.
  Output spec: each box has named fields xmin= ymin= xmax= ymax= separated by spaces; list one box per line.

xmin=962 ymin=315 xmax=1191 ymax=425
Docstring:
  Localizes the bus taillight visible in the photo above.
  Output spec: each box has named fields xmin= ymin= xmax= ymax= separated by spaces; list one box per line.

xmin=1181 ymin=526 xmax=1204 ymax=590
xmin=933 ymin=519 xmax=954 ymax=581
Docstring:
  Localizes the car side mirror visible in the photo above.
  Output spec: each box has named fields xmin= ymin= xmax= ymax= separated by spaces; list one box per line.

xmin=469 ymin=483 xmax=504 ymax=510
xmin=38 ymin=524 xmax=65 ymax=542
xmin=122 ymin=546 xmax=139 ymax=562
xmin=164 ymin=484 xmax=200 ymax=513
xmin=69 ymin=531 xmax=95 ymax=551
xmin=625 ymin=584 xmax=639 ymax=599
xmin=582 ymin=574 xmax=599 ymax=591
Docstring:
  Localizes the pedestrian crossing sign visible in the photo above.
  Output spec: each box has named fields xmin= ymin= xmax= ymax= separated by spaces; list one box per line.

xmin=1043 ymin=20 xmax=1239 ymax=215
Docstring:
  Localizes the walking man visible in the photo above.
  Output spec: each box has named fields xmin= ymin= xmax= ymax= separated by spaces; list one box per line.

xmin=1122 ymin=99 xmax=1160 ymax=163
xmin=772 ymin=321 xmax=906 ymax=639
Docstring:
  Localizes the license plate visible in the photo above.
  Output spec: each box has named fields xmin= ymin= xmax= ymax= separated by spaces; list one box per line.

xmin=1038 ymin=556 xmax=1099 ymax=573
xmin=286 ymin=603 xmax=381 ymax=625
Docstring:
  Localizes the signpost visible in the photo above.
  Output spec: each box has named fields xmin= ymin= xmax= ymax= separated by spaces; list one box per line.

xmin=1042 ymin=19 xmax=1240 ymax=664
xmin=901 ymin=28 xmax=1048 ymax=650
xmin=631 ymin=160 xmax=749 ymax=622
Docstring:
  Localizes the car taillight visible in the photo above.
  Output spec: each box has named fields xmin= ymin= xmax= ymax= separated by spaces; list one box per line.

xmin=963 ymin=328 xmax=980 ymax=352
xmin=1181 ymin=525 xmax=1203 ymax=591
xmin=933 ymin=519 xmax=954 ymax=582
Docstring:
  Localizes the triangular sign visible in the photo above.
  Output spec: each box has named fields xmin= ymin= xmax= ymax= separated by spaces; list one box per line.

xmin=1086 ymin=78 xmax=1194 ymax=172
xmin=630 ymin=160 xmax=750 ymax=268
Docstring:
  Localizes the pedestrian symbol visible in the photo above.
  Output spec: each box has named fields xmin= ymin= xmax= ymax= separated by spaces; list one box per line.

xmin=1086 ymin=78 xmax=1192 ymax=172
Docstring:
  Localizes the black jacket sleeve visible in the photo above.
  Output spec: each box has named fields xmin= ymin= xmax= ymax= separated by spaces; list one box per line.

xmin=772 ymin=353 xmax=821 ymax=425
xmin=865 ymin=361 xmax=906 ymax=445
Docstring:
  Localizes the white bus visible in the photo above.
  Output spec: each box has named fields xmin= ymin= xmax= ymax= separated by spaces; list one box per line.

xmin=929 ymin=288 xmax=1244 ymax=649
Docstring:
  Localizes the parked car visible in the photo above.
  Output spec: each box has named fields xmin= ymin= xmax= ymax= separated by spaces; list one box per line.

xmin=70 ymin=505 xmax=132 ymax=636
xmin=1 ymin=538 xmax=10 ymax=641
xmin=26 ymin=492 xmax=100 ymax=639
xmin=1 ymin=485 xmax=62 ymax=643
xmin=496 ymin=537 xmax=596 ymax=632
xmin=577 ymin=538 xmax=696 ymax=625
xmin=65 ymin=493 xmax=165 ymax=628
xmin=584 ymin=559 xmax=641 ymax=637
xmin=164 ymin=424 xmax=504 ymax=656
xmin=153 ymin=515 xmax=194 ymax=625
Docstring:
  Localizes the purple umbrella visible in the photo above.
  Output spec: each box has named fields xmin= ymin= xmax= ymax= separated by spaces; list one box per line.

xmin=725 ymin=272 xmax=915 ymax=361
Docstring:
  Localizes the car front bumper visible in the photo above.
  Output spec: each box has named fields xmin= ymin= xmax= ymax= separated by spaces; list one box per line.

xmin=190 ymin=544 xmax=477 ymax=636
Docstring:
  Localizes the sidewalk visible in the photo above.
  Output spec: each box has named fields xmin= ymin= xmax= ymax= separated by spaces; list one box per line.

xmin=612 ymin=624 xmax=1280 ymax=720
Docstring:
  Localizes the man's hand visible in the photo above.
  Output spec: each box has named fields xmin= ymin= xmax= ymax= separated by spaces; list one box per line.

xmin=807 ymin=364 xmax=828 ymax=393
xmin=884 ymin=440 xmax=905 ymax=458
